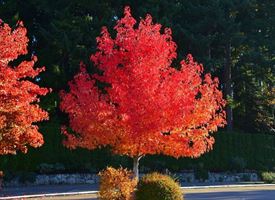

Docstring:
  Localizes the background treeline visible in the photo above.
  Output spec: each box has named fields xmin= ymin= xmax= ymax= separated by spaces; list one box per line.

xmin=0 ymin=0 xmax=274 ymax=173
xmin=2 ymin=123 xmax=275 ymax=173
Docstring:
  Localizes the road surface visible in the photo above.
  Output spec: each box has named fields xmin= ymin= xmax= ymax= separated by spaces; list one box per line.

xmin=2 ymin=184 xmax=275 ymax=200
xmin=185 ymin=190 xmax=275 ymax=200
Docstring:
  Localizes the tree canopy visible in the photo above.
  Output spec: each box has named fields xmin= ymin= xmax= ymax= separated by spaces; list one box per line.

xmin=0 ymin=20 xmax=49 ymax=155
xmin=60 ymin=6 xmax=226 ymax=159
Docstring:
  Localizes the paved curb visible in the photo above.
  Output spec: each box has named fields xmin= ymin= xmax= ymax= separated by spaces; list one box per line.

xmin=181 ymin=183 xmax=275 ymax=189
xmin=2 ymin=183 xmax=275 ymax=199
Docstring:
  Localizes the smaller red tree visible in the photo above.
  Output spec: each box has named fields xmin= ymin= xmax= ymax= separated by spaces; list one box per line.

xmin=60 ymin=7 xmax=226 ymax=178
xmin=0 ymin=20 xmax=50 ymax=155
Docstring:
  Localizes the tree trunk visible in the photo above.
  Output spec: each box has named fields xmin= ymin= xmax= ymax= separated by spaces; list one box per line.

xmin=133 ymin=156 xmax=142 ymax=180
xmin=224 ymin=41 xmax=233 ymax=131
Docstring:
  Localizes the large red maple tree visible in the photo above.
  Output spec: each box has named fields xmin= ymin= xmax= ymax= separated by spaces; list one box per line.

xmin=0 ymin=20 xmax=49 ymax=155
xmin=60 ymin=7 xmax=226 ymax=177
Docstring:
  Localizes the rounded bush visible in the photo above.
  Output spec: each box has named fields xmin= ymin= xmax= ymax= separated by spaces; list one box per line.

xmin=136 ymin=172 xmax=183 ymax=200
xmin=261 ymin=172 xmax=275 ymax=183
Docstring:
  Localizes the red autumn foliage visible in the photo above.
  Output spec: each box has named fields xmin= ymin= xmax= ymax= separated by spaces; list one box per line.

xmin=60 ymin=7 xmax=226 ymax=159
xmin=0 ymin=20 xmax=49 ymax=155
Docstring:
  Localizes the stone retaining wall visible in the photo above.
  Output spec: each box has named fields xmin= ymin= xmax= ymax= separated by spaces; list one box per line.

xmin=4 ymin=172 xmax=259 ymax=187
xmin=177 ymin=172 xmax=259 ymax=183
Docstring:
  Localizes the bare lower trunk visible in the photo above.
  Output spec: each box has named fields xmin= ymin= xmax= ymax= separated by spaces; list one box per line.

xmin=133 ymin=156 xmax=142 ymax=180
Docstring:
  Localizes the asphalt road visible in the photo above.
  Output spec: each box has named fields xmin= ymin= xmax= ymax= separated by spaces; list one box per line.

xmin=2 ymin=184 xmax=275 ymax=200
xmin=15 ymin=190 xmax=275 ymax=200
xmin=0 ymin=184 xmax=98 ymax=197
xmin=185 ymin=190 xmax=275 ymax=200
